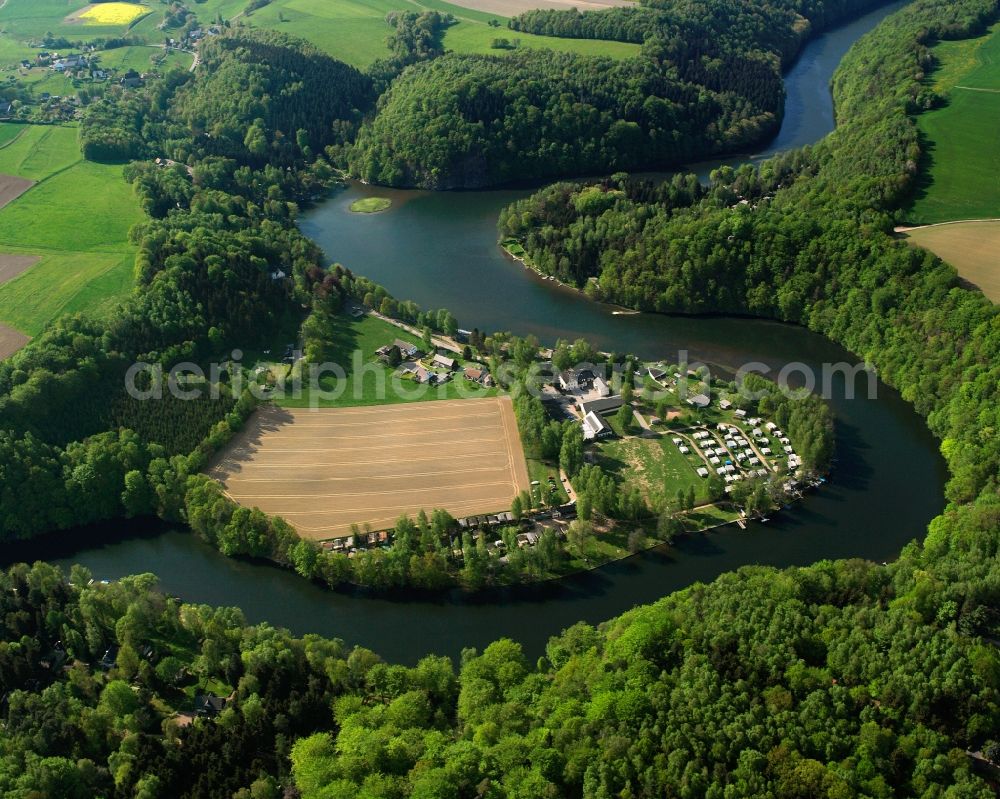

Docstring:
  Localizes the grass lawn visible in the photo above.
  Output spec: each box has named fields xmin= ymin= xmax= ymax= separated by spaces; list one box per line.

xmin=350 ymin=196 xmax=392 ymax=213
xmin=95 ymin=45 xmax=194 ymax=73
xmin=275 ymin=313 xmax=499 ymax=408
xmin=240 ymin=0 xmax=639 ymax=68
xmin=0 ymin=124 xmax=142 ymax=335
xmin=680 ymin=504 xmax=740 ymax=531
xmin=906 ymin=24 xmax=1000 ymax=223
xmin=441 ymin=23 xmax=640 ymax=59
xmin=526 ymin=458 xmax=568 ymax=506
xmin=597 ymin=434 xmax=708 ymax=511
xmin=0 ymin=124 xmax=24 ymax=148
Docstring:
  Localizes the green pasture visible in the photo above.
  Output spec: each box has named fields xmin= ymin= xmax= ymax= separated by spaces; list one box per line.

xmin=241 ymin=0 xmax=639 ymax=68
xmin=0 ymin=123 xmax=141 ymax=335
xmin=0 ymin=0 xmax=152 ymax=41
xmin=0 ymin=0 xmax=636 ymax=76
xmin=907 ymin=24 xmax=1000 ymax=223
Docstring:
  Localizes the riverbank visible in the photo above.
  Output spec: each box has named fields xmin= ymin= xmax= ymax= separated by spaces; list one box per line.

xmin=1 ymin=0 xmax=946 ymax=665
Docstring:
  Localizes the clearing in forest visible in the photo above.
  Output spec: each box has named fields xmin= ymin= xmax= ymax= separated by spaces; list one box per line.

xmin=208 ymin=397 xmax=532 ymax=539
xmin=239 ymin=0 xmax=639 ymax=68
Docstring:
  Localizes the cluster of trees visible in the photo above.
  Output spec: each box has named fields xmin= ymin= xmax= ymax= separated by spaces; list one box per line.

xmin=368 ymin=10 xmax=456 ymax=93
xmin=349 ymin=48 xmax=781 ymax=188
xmin=1 ymin=31 xmax=358 ymax=549
xmin=741 ymin=372 xmax=834 ymax=473
xmin=185 ymin=470 xmax=571 ymax=592
xmin=168 ymin=29 xmax=372 ymax=167
xmin=4 ymin=527 xmax=999 ymax=797
xmin=510 ymin=0 xmax=885 ymax=62
xmin=81 ymin=28 xmax=373 ymax=168
xmin=348 ymin=0 xmax=899 ymax=189
xmin=0 ymin=384 xmax=255 ymax=543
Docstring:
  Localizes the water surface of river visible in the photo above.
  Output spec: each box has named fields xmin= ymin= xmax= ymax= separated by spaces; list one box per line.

xmin=16 ymin=0 xmax=937 ymax=664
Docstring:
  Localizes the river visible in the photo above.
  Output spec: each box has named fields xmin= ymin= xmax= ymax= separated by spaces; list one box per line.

xmin=18 ymin=0 xmax=938 ymax=665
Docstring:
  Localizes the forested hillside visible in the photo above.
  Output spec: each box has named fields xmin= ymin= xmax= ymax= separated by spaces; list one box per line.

xmin=349 ymin=48 xmax=781 ymax=188
xmin=81 ymin=28 xmax=373 ymax=167
xmin=348 ymin=0 xmax=887 ymax=188
xmin=0 ymin=29 xmax=345 ymax=542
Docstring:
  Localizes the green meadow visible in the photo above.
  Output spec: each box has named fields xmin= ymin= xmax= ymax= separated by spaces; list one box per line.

xmin=241 ymin=0 xmax=639 ymax=68
xmin=0 ymin=124 xmax=142 ymax=335
xmin=597 ymin=435 xmax=709 ymax=510
xmin=0 ymin=0 xmax=637 ymax=75
xmin=278 ymin=313 xmax=498 ymax=408
xmin=0 ymin=0 xmax=151 ymax=41
xmin=907 ymin=24 xmax=1000 ymax=224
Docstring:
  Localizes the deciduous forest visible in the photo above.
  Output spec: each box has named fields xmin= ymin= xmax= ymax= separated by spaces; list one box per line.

xmin=1 ymin=0 xmax=1000 ymax=795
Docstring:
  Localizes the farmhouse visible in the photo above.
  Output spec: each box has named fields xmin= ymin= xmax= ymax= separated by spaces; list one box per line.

xmin=194 ymin=694 xmax=228 ymax=718
xmin=377 ymin=338 xmax=420 ymax=360
xmin=120 ymin=71 xmax=143 ymax=89
xmin=592 ymin=376 xmax=611 ymax=397
xmin=578 ymin=395 xmax=623 ymax=417
xmin=464 ymin=366 xmax=493 ymax=386
xmin=686 ymin=393 xmax=711 ymax=408
xmin=52 ymin=54 xmax=87 ymax=72
xmin=432 ymin=353 xmax=457 ymax=371
xmin=557 ymin=370 xmax=578 ymax=391
xmin=582 ymin=411 xmax=611 ymax=441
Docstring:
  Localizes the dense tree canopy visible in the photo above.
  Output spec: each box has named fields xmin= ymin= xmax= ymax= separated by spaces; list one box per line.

xmin=3 ymin=2 xmax=1000 ymax=796
xmin=348 ymin=0 xmax=893 ymax=188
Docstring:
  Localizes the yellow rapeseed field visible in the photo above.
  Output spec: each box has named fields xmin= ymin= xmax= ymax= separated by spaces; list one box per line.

xmin=78 ymin=2 xmax=148 ymax=25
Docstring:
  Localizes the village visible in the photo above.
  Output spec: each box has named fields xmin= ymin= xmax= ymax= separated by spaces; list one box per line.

xmin=0 ymin=26 xmax=218 ymax=122
xmin=277 ymin=303 xmax=822 ymax=572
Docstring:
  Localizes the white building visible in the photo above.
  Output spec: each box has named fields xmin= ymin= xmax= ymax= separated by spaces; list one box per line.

xmin=582 ymin=411 xmax=611 ymax=441
xmin=558 ymin=370 xmax=578 ymax=391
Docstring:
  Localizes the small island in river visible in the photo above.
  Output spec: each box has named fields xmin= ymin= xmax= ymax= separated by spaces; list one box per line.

xmin=349 ymin=197 xmax=392 ymax=214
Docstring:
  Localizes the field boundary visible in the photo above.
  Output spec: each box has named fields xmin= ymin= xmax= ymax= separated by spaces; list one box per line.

xmin=210 ymin=396 xmax=532 ymax=538
xmin=894 ymin=218 xmax=1000 ymax=233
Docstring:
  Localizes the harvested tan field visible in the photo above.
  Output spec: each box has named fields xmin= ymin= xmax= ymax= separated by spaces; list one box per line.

xmin=901 ymin=220 xmax=1000 ymax=302
xmin=0 ymin=175 xmax=34 ymax=210
xmin=0 ymin=324 xmax=29 ymax=360
xmin=444 ymin=0 xmax=632 ymax=14
xmin=0 ymin=254 xmax=40 ymax=285
xmin=209 ymin=397 xmax=532 ymax=539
